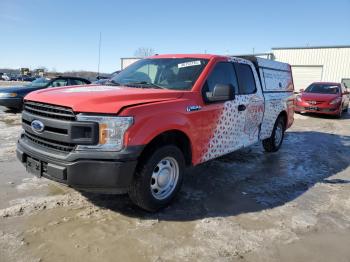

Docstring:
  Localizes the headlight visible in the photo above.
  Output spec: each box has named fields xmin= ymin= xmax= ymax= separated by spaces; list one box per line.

xmin=329 ymin=97 xmax=342 ymax=105
xmin=296 ymin=95 xmax=302 ymax=102
xmin=0 ymin=93 xmax=17 ymax=98
xmin=75 ymin=114 xmax=133 ymax=152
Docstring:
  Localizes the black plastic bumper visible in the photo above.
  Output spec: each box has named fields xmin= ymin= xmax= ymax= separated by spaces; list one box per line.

xmin=17 ymin=140 xmax=142 ymax=194
xmin=0 ymin=98 xmax=22 ymax=109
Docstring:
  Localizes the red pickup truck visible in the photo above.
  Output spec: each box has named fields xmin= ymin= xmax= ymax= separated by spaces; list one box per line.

xmin=17 ymin=54 xmax=294 ymax=211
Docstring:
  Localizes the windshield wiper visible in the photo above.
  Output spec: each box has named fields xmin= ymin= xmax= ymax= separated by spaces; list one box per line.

xmin=124 ymin=81 xmax=166 ymax=89
xmin=104 ymin=79 xmax=121 ymax=86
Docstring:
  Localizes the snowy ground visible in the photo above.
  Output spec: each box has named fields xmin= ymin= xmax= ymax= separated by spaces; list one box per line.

xmin=0 ymin=107 xmax=350 ymax=262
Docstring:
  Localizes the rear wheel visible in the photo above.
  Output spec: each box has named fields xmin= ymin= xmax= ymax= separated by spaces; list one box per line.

xmin=262 ymin=116 xmax=285 ymax=152
xmin=128 ymin=145 xmax=185 ymax=212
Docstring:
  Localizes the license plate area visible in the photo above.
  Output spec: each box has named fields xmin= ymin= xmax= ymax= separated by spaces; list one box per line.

xmin=26 ymin=157 xmax=42 ymax=177
xmin=308 ymin=106 xmax=319 ymax=111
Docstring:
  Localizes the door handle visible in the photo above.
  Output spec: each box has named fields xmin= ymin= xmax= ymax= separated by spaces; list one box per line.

xmin=238 ymin=104 xmax=246 ymax=111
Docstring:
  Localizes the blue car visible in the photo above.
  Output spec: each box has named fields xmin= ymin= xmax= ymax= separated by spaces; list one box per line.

xmin=0 ymin=76 xmax=90 ymax=110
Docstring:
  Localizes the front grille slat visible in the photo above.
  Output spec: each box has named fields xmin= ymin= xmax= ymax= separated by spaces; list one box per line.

xmin=23 ymin=101 xmax=77 ymax=153
xmin=24 ymin=101 xmax=75 ymax=121
xmin=24 ymin=132 xmax=75 ymax=152
xmin=22 ymin=119 xmax=68 ymax=135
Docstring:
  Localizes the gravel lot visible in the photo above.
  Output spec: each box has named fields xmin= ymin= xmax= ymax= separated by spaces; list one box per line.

xmin=0 ymin=107 xmax=349 ymax=262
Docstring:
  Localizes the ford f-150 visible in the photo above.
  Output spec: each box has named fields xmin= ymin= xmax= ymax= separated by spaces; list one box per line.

xmin=17 ymin=54 xmax=294 ymax=211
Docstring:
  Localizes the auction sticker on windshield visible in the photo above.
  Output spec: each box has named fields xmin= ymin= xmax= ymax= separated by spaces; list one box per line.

xmin=178 ymin=60 xmax=201 ymax=68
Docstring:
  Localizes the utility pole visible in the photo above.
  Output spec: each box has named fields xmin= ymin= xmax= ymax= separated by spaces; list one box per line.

xmin=97 ymin=32 xmax=102 ymax=78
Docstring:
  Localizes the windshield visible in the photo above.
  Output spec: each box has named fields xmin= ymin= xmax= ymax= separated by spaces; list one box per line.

xmin=304 ymin=84 xmax=340 ymax=94
xmin=110 ymin=58 xmax=209 ymax=90
xmin=27 ymin=78 xmax=50 ymax=88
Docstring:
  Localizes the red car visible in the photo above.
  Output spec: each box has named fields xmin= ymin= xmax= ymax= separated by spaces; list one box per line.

xmin=295 ymin=82 xmax=350 ymax=117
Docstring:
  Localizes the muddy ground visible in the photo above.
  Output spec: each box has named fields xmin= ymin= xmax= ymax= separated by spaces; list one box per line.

xmin=0 ymin=106 xmax=350 ymax=262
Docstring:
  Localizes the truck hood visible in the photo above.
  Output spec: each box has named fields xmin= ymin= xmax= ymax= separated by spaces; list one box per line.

xmin=24 ymin=85 xmax=184 ymax=114
xmin=300 ymin=92 xmax=339 ymax=102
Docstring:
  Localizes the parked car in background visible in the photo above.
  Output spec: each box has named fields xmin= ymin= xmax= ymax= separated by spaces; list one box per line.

xmin=17 ymin=54 xmax=294 ymax=211
xmin=295 ymin=82 xmax=349 ymax=118
xmin=0 ymin=76 xmax=91 ymax=110
xmin=93 ymin=70 xmax=121 ymax=84
xmin=9 ymin=74 xmax=20 ymax=81
xmin=17 ymin=75 xmax=37 ymax=82
xmin=1 ymin=73 xmax=10 ymax=81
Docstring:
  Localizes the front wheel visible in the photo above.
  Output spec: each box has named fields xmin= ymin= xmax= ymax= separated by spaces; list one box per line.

xmin=128 ymin=145 xmax=185 ymax=212
xmin=262 ymin=116 xmax=285 ymax=152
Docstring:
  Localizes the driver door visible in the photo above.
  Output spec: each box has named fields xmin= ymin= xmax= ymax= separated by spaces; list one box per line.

xmin=200 ymin=62 xmax=246 ymax=162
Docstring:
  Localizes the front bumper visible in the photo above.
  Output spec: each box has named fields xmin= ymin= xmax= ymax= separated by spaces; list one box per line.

xmin=17 ymin=138 xmax=143 ymax=194
xmin=0 ymin=98 xmax=23 ymax=109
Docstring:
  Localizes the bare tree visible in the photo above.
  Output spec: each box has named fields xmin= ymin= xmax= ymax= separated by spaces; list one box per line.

xmin=134 ymin=47 xmax=155 ymax=58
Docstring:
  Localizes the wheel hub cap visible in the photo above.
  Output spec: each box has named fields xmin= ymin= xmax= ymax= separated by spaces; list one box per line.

xmin=150 ymin=157 xmax=179 ymax=200
xmin=157 ymin=169 xmax=171 ymax=187
xmin=275 ymin=123 xmax=283 ymax=147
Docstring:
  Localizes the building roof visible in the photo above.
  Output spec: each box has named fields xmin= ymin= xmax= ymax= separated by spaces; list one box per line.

xmin=272 ymin=45 xmax=350 ymax=50
xmin=121 ymin=57 xmax=144 ymax=60
xmin=149 ymin=54 xmax=218 ymax=59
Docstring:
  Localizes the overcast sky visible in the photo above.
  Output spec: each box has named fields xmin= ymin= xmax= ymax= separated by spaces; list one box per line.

xmin=0 ymin=0 xmax=349 ymax=72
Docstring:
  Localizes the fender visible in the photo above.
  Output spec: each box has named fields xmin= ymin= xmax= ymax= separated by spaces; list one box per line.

xmin=122 ymin=101 xmax=201 ymax=164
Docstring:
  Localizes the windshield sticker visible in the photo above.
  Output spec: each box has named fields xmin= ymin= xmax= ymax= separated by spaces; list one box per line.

xmin=178 ymin=61 xmax=201 ymax=68
xmin=62 ymin=86 xmax=121 ymax=93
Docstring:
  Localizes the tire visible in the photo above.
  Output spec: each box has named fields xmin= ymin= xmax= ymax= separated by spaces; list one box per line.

xmin=128 ymin=145 xmax=185 ymax=212
xmin=262 ymin=116 xmax=285 ymax=152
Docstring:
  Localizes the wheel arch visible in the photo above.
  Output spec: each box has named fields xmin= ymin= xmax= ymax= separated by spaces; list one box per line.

xmin=278 ymin=110 xmax=288 ymax=130
xmin=138 ymin=129 xmax=192 ymax=167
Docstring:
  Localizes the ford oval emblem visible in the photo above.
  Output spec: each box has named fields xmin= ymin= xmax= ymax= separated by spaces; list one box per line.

xmin=31 ymin=120 xmax=45 ymax=133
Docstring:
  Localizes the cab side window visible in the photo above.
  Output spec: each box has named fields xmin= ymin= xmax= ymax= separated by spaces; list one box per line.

xmin=203 ymin=62 xmax=238 ymax=97
xmin=234 ymin=63 xmax=256 ymax=94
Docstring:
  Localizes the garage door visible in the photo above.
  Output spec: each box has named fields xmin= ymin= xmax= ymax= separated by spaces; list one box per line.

xmin=291 ymin=66 xmax=323 ymax=92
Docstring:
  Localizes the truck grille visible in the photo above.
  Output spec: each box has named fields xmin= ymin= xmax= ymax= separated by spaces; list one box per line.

xmin=23 ymin=101 xmax=75 ymax=121
xmin=22 ymin=101 xmax=78 ymax=153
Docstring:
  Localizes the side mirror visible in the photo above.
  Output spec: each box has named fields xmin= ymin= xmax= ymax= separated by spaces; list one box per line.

xmin=299 ymin=89 xmax=304 ymax=93
xmin=206 ymin=84 xmax=235 ymax=102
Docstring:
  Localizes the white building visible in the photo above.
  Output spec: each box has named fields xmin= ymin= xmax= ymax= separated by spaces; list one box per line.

xmin=272 ymin=45 xmax=350 ymax=92
xmin=120 ymin=57 xmax=143 ymax=70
